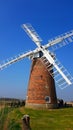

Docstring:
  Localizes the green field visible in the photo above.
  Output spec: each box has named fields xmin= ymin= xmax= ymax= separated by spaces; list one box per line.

xmin=0 ymin=106 xmax=73 ymax=130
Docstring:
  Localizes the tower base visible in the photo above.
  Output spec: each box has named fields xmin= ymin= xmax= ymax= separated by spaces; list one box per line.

xmin=25 ymin=103 xmax=58 ymax=109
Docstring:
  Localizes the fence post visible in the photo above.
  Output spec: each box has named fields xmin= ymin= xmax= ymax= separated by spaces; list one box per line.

xmin=22 ymin=115 xmax=31 ymax=130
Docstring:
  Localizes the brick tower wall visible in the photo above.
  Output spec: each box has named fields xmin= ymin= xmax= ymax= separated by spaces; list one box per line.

xmin=25 ymin=58 xmax=57 ymax=109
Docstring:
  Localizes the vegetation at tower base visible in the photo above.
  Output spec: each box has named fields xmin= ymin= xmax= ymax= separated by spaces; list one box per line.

xmin=0 ymin=97 xmax=25 ymax=108
xmin=0 ymin=105 xmax=73 ymax=130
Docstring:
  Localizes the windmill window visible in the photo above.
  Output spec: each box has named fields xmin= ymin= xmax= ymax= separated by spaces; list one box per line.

xmin=40 ymin=75 xmax=43 ymax=79
xmin=45 ymin=96 xmax=51 ymax=103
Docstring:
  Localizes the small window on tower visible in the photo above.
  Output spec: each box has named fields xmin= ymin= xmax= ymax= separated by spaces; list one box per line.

xmin=45 ymin=96 xmax=51 ymax=103
xmin=40 ymin=75 xmax=43 ymax=79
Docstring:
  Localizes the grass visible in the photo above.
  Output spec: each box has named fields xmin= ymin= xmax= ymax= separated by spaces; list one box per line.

xmin=0 ymin=106 xmax=73 ymax=130
xmin=23 ymin=108 xmax=73 ymax=130
xmin=8 ymin=119 xmax=21 ymax=130
xmin=0 ymin=107 xmax=13 ymax=130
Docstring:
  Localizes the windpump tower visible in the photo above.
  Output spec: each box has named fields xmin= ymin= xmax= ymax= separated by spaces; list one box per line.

xmin=0 ymin=23 xmax=73 ymax=109
xmin=26 ymin=53 xmax=57 ymax=109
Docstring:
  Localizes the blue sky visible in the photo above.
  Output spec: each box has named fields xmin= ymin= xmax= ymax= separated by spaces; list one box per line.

xmin=0 ymin=0 xmax=73 ymax=101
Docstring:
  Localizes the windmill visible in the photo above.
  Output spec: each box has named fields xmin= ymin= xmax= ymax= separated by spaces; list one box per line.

xmin=0 ymin=23 xmax=73 ymax=109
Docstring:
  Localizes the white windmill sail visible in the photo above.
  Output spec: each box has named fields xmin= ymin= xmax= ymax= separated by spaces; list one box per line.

xmin=41 ymin=56 xmax=73 ymax=89
xmin=0 ymin=23 xmax=73 ymax=89
xmin=0 ymin=50 xmax=37 ymax=70
xmin=45 ymin=30 xmax=73 ymax=51
xmin=22 ymin=23 xmax=42 ymax=47
xmin=0 ymin=48 xmax=45 ymax=70
xmin=39 ymin=47 xmax=72 ymax=85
